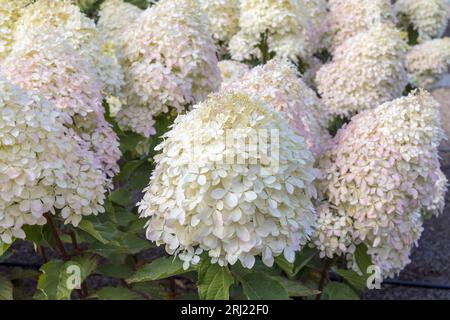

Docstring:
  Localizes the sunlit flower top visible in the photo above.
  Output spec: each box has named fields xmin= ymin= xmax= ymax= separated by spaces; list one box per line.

xmin=222 ymin=59 xmax=330 ymax=156
xmin=218 ymin=60 xmax=250 ymax=88
xmin=0 ymin=76 xmax=107 ymax=244
xmin=15 ymin=0 xmax=124 ymax=96
xmin=405 ymin=38 xmax=450 ymax=89
xmin=229 ymin=0 xmax=317 ymax=63
xmin=198 ymin=0 xmax=240 ymax=46
xmin=0 ymin=0 xmax=31 ymax=61
xmin=323 ymin=0 xmax=395 ymax=50
xmin=118 ymin=0 xmax=220 ymax=137
xmin=2 ymin=30 xmax=121 ymax=180
xmin=139 ymin=92 xmax=320 ymax=269
xmin=97 ymin=0 xmax=142 ymax=60
xmin=395 ymin=0 xmax=448 ymax=43
xmin=314 ymin=90 xmax=447 ymax=278
xmin=316 ymin=23 xmax=408 ymax=117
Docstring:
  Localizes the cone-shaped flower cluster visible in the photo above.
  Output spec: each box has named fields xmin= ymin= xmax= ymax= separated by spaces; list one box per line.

xmin=138 ymin=92 xmax=320 ymax=269
xmin=97 ymin=0 xmax=142 ymax=60
xmin=406 ymin=38 xmax=450 ymax=89
xmin=323 ymin=0 xmax=395 ymax=50
xmin=314 ymin=91 xmax=447 ymax=278
xmin=229 ymin=0 xmax=317 ymax=63
xmin=218 ymin=60 xmax=250 ymax=88
xmin=14 ymin=0 xmax=124 ymax=97
xmin=118 ymin=0 xmax=221 ymax=137
xmin=222 ymin=59 xmax=330 ymax=156
xmin=316 ymin=23 xmax=408 ymax=117
xmin=198 ymin=0 xmax=240 ymax=47
xmin=2 ymin=31 xmax=121 ymax=180
xmin=395 ymin=0 xmax=448 ymax=43
xmin=0 ymin=76 xmax=107 ymax=244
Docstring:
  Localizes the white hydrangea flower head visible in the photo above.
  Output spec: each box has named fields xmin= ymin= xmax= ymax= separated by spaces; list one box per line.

xmin=406 ymin=38 xmax=450 ymax=89
xmin=323 ymin=0 xmax=395 ymax=50
xmin=222 ymin=59 xmax=330 ymax=156
xmin=97 ymin=0 xmax=142 ymax=60
xmin=229 ymin=0 xmax=318 ymax=63
xmin=316 ymin=23 xmax=408 ymax=117
xmin=198 ymin=0 xmax=240 ymax=46
xmin=14 ymin=0 xmax=124 ymax=96
xmin=2 ymin=30 xmax=121 ymax=180
xmin=218 ymin=60 xmax=250 ymax=88
xmin=0 ymin=0 xmax=32 ymax=61
xmin=0 ymin=76 xmax=107 ymax=244
xmin=116 ymin=105 xmax=156 ymax=138
xmin=314 ymin=90 xmax=447 ymax=278
xmin=138 ymin=92 xmax=320 ymax=269
xmin=118 ymin=0 xmax=220 ymax=137
xmin=395 ymin=0 xmax=448 ymax=43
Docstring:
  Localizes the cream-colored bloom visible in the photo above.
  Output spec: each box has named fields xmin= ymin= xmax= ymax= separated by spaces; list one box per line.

xmin=0 ymin=76 xmax=107 ymax=244
xmin=218 ymin=60 xmax=250 ymax=87
xmin=2 ymin=30 xmax=121 ymax=180
xmin=316 ymin=23 xmax=408 ymax=117
xmin=97 ymin=0 xmax=142 ymax=60
xmin=198 ymin=0 xmax=240 ymax=45
xmin=323 ymin=0 xmax=395 ymax=50
xmin=314 ymin=91 xmax=447 ymax=278
xmin=406 ymin=38 xmax=450 ymax=89
xmin=222 ymin=59 xmax=330 ymax=156
xmin=118 ymin=0 xmax=220 ymax=137
xmin=395 ymin=0 xmax=448 ymax=43
xmin=229 ymin=0 xmax=317 ymax=63
xmin=139 ymin=92 xmax=320 ymax=269
xmin=0 ymin=0 xmax=31 ymax=61
xmin=15 ymin=0 xmax=124 ymax=96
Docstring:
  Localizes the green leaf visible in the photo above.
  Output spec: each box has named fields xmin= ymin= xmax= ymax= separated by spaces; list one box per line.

xmin=132 ymin=282 xmax=168 ymax=300
xmin=109 ymin=188 xmax=133 ymax=207
xmin=119 ymin=132 xmax=145 ymax=153
xmin=108 ymin=207 xmax=137 ymax=227
xmin=77 ymin=219 xmax=108 ymax=244
xmin=93 ymin=287 xmax=143 ymax=300
xmin=0 ymin=242 xmax=12 ymax=257
xmin=240 ymin=272 xmax=289 ymax=300
xmin=355 ymin=244 xmax=372 ymax=275
xmin=336 ymin=269 xmax=368 ymax=292
xmin=127 ymin=257 xmax=193 ymax=284
xmin=23 ymin=225 xmax=44 ymax=244
xmin=274 ymin=255 xmax=294 ymax=278
xmin=98 ymin=263 xmax=135 ymax=279
xmin=322 ymin=282 xmax=359 ymax=300
xmin=293 ymin=247 xmax=318 ymax=274
xmin=0 ymin=274 xmax=13 ymax=300
xmin=115 ymin=159 xmax=146 ymax=183
xmin=119 ymin=234 xmax=152 ymax=254
xmin=37 ymin=260 xmax=65 ymax=300
xmin=271 ymin=276 xmax=319 ymax=297
xmin=197 ymin=260 xmax=234 ymax=300
xmin=129 ymin=161 xmax=153 ymax=190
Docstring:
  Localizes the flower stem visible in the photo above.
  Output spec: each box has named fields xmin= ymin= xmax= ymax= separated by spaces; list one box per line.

xmin=316 ymin=258 xmax=333 ymax=300
xmin=44 ymin=213 xmax=70 ymax=261
xmin=260 ymin=29 xmax=270 ymax=65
